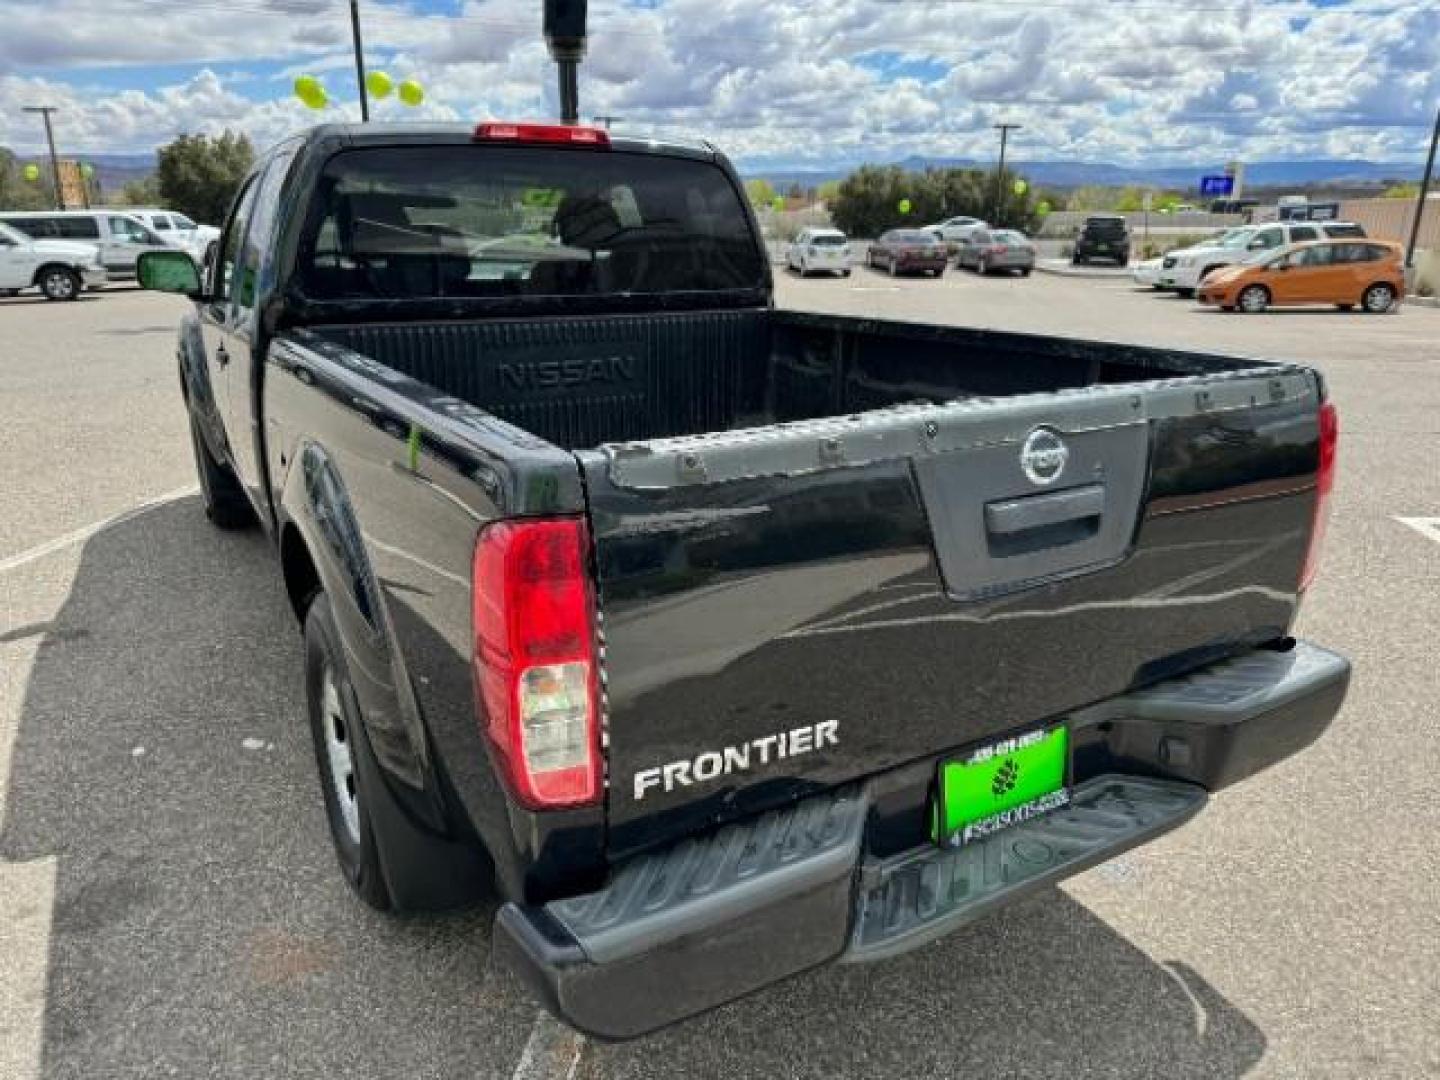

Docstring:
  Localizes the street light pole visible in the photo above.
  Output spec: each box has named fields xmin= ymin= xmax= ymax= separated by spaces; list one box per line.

xmin=23 ymin=105 xmax=63 ymax=210
xmin=350 ymin=0 xmax=370 ymax=121
xmin=993 ymin=122 xmax=1021 ymax=226
xmin=1405 ymin=103 xmax=1439 ymax=268
xmin=544 ymin=0 xmax=588 ymax=125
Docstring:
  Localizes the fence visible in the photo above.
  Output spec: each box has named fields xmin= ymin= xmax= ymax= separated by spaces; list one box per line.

xmin=1337 ymin=196 xmax=1440 ymax=252
xmin=1035 ymin=210 xmax=1245 ymax=238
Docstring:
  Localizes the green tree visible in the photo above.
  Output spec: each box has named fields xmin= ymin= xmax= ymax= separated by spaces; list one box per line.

xmin=119 ymin=175 xmax=163 ymax=206
xmin=0 ymin=147 xmax=53 ymax=211
xmin=830 ymin=164 xmax=1041 ymax=237
xmin=744 ymin=178 xmax=776 ymax=207
xmin=816 ymin=179 xmax=842 ymax=204
xmin=155 ymin=131 xmax=254 ymax=225
xmin=1383 ymin=182 xmax=1420 ymax=199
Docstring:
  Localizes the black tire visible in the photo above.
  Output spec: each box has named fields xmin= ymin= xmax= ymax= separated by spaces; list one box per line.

xmin=38 ymin=266 xmax=80 ymax=302
xmin=1237 ymin=284 xmax=1271 ymax=313
xmin=1337 ymin=304 xmax=1354 ymax=311
xmin=1176 ymin=287 xmax=1196 ymax=299
xmin=1020 ymin=268 xmax=1032 ymax=277
xmin=188 ymin=409 xmax=257 ymax=529
xmin=1361 ymin=283 xmax=1395 ymax=313
xmin=304 ymin=594 xmax=393 ymax=911
xmin=841 ymin=268 xmax=851 ymax=278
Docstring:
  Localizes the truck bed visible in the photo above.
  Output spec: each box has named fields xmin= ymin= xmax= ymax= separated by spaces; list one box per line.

xmin=312 ymin=308 xmax=1258 ymax=452
xmin=302 ymin=309 xmax=1323 ymax=858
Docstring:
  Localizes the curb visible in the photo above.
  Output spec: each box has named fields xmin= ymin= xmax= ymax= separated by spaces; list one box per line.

xmin=1034 ymin=261 xmax=1134 ymax=280
xmin=1404 ymin=295 xmax=1439 ymax=309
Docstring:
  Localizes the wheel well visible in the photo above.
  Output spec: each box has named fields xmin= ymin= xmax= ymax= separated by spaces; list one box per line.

xmin=31 ymin=262 xmax=76 ymax=286
xmin=1241 ymin=282 xmax=1271 ymax=298
xmin=280 ymin=522 xmax=321 ymax=624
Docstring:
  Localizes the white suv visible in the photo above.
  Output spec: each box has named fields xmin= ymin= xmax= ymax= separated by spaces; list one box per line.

xmin=786 ymin=228 xmax=852 ymax=277
xmin=0 ymin=221 xmax=108 ymax=300
xmin=1160 ymin=221 xmax=1366 ymax=296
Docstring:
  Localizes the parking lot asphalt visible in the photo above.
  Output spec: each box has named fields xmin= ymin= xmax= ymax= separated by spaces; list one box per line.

xmin=2 ymin=273 xmax=1439 ymax=1079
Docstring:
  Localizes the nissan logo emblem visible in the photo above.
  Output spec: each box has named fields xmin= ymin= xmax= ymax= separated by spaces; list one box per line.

xmin=1020 ymin=428 xmax=1068 ymax=485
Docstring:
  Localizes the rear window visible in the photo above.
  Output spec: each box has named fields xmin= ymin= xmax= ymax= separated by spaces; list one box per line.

xmin=809 ymin=233 xmax=845 ymax=247
xmin=1084 ymin=218 xmax=1127 ymax=236
xmin=298 ymin=145 xmax=765 ymax=300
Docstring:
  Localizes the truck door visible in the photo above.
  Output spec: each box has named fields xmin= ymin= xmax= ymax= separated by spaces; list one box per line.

xmin=197 ymin=176 xmax=260 ymax=481
xmin=219 ymin=149 xmax=297 ymax=519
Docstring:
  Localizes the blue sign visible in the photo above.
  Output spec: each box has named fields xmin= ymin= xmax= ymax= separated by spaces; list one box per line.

xmin=1200 ymin=175 xmax=1235 ymax=196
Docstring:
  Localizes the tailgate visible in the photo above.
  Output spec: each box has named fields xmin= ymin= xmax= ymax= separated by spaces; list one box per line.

xmin=579 ymin=370 xmax=1324 ymax=857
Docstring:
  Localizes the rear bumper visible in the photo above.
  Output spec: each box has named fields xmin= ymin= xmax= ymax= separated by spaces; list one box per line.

xmin=496 ymin=640 xmax=1349 ymax=1040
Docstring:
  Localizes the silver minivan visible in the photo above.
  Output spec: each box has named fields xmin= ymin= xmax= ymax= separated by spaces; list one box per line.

xmin=0 ymin=210 xmax=174 ymax=278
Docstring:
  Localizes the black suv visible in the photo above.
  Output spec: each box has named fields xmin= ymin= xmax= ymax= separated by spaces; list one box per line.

xmin=1073 ymin=215 xmax=1131 ymax=266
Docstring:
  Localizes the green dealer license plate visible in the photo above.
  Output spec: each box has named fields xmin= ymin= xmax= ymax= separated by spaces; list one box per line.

xmin=933 ymin=724 xmax=1070 ymax=847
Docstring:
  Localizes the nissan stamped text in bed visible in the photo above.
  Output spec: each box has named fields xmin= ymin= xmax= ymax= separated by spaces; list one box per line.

xmin=137 ymin=119 xmax=1350 ymax=1039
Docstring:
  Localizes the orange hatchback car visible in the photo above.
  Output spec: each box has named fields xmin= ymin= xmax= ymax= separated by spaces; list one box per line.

xmin=1198 ymin=239 xmax=1404 ymax=313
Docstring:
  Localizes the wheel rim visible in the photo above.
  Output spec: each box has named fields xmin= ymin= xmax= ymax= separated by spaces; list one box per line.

xmin=1365 ymin=286 xmax=1391 ymax=312
xmin=320 ymin=665 xmax=361 ymax=846
xmin=46 ymin=271 xmax=75 ymax=298
xmin=1240 ymin=287 xmax=1267 ymax=312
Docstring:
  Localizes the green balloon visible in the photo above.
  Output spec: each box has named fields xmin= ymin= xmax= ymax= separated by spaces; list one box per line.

xmin=366 ymin=70 xmax=393 ymax=99
xmin=898 ymin=198 xmax=912 ymax=214
xmin=772 ymin=195 xmax=785 ymax=211
xmin=81 ymin=163 xmax=95 ymax=178
xmin=1013 ymin=179 xmax=1028 ymax=196
xmin=294 ymin=74 xmax=322 ymax=101
xmin=23 ymin=163 xmax=40 ymax=182
xmin=1036 ymin=200 xmax=1051 ymax=215
xmin=398 ymin=79 xmax=424 ymax=107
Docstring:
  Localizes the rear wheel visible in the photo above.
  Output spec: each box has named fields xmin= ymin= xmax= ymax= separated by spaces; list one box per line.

xmin=1238 ymin=284 xmax=1271 ymax=313
xmin=188 ymin=409 xmax=257 ymax=529
xmin=39 ymin=266 xmax=80 ymax=302
xmin=304 ymin=594 xmax=392 ymax=911
xmin=1362 ymin=283 xmax=1395 ymax=313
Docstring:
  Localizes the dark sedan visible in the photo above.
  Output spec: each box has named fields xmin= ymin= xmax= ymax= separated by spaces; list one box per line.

xmin=867 ymin=229 xmax=948 ymax=277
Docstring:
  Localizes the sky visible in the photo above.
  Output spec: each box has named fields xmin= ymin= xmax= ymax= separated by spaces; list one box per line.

xmin=0 ymin=0 xmax=1437 ymax=170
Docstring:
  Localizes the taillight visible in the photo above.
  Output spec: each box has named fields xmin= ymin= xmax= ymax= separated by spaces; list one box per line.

xmin=1299 ymin=399 xmax=1338 ymax=592
xmin=473 ymin=121 xmax=610 ymax=147
xmin=473 ymin=517 xmax=601 ymax=808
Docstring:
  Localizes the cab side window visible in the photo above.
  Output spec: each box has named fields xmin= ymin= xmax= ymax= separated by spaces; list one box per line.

xmin=215 ymin=179 xmax=260 ymax=303
xmin=1251 ymin=228 xmax=1284 ymax=250
xmin=231 ymin=149 xmax=297 ymax=316
xmin=107 ymin=216 xmax=152 ymax=243
xmin=1289 ymin=226 xmax=1319 ymax=242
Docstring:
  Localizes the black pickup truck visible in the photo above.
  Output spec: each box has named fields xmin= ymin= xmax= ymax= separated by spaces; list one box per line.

xmin=139 ymin=121 xmax=1349 ymax=1040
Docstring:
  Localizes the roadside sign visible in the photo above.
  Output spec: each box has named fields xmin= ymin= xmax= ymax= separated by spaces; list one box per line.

xmin=1200 ymin=175 xmax=1235 ymax=197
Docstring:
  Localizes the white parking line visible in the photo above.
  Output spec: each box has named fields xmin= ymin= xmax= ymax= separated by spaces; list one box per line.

xmin=511 ymin=1011 xmax=585 ymax=1080
xmin=0 ymin=487 xmax=198 ymax=576
xmin=1394 ymin=516 xmax=1440 ymax=545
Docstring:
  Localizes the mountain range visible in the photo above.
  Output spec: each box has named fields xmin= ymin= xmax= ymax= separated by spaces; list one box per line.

xmin=746 ymin=156 xmax=1425 ymax=191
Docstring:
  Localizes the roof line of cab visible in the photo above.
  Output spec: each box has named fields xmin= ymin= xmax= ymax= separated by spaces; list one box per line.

xmin=287 ymin=122 xmax=717 ymax=161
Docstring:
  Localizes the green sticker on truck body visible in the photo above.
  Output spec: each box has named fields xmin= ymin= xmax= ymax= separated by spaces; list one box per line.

xmin=934 ymin=724 xmax=1070 ymax=847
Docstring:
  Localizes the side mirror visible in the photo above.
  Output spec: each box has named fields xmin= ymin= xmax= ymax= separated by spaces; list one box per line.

xmin=137 ymin=250 xmax=203 ymax=298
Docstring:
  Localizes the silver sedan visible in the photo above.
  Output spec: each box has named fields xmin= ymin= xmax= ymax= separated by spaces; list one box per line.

xmin=954 ymin=229 xmax=1037 ymax=276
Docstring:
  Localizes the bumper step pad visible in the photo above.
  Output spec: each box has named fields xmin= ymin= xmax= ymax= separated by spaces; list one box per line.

xmin=846 ymin=775 xmax=1206 ymax=962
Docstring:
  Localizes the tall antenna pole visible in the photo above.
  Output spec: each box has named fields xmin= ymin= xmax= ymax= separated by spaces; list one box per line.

xmin=350 ymin=0 xmax=370 ymax=121
xmin=23 ymin=106 xmax=63 ymax=209
xmin=544 ymin=0 xmax=588 ymax=124
xmin=1406 ymin=103 xmax=1439 ymax=268
xmin=993 ymin=122 xmax=1021 ymax=226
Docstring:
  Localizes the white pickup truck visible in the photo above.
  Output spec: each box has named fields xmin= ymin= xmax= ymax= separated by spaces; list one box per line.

xmin=1160 ymin=220 xmax=1366 ymax=296
xmin=0 ymin=221 xmax=108 ymax=300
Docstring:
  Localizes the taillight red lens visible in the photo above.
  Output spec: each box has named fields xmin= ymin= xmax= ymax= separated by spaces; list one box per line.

xmin=473 ymin=518 xmax=601 ymax=808
xmin=1299 ymin=399 xmax=1338 ymax=592
xmin=473 ymin=122 xmax=610 ymax=147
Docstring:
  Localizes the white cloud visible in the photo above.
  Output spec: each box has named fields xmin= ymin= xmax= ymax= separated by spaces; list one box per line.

xmin=0 ymin=0 xmax=1436 ymax=168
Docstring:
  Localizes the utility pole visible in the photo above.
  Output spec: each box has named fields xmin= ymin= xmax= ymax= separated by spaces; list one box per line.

xmin=992 ymin=122 xmax=1021 ymax=226
xmin=1406 ymin=103 xmax=1439 ymax=268
xmin=349 ymin=0 xmax=370 ymax=121
xmin=592 ymin=114 xmax=621 ymax=129
xmin=23 ymin=105 xmax=63 ymax=209
xmin=544 ymin=0 xmax=587 ymax=124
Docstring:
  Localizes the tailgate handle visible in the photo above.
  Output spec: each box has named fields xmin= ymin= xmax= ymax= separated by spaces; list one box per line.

xmin=985 ymin=484 xmax=1105 ymax=536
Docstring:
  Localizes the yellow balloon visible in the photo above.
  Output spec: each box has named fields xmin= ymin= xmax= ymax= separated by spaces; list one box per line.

xmin=1013 ymin=179 xmax=1028 ymax=196
xmin=301 ymin=85 xmax=328 ymax=110
xmin=23 ymin=163 xmax=41 ymax=182
xmin=398 ymin=79 xmax=424 ymax=107
xmin=366 ymin=70 xmax=393 ymax=99
xmin=294 ymin=75 xmax=321 ymax=101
